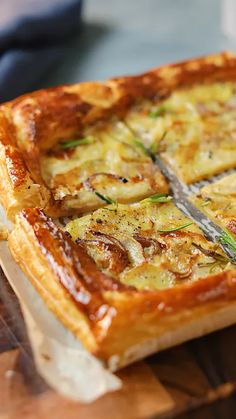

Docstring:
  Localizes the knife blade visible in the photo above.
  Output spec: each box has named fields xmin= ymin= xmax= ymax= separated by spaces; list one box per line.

xmin=155 ymin=155 xmax=236 ymax=262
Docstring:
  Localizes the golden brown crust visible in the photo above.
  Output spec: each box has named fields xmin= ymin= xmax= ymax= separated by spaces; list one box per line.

xmin=8 ymin=208 xmax=236 ymax=368
xmin=1 ymin=51 xmax=236 ymax=218
xmin=4 ymin=51 xmax=236 ymax=151
xmin=0 ymin=222 xmax=8 ymax=240
xmin=0 ymin=112 xmax=27 ymax=185
xmin=0 ymin=113 xmax=50 ymax=219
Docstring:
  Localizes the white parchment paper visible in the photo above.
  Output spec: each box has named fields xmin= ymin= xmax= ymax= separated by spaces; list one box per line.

xmin=0 ymin=207 xmax=121 ymax=403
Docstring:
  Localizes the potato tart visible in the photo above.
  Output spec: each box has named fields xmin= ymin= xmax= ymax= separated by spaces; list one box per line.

xmin=1 ymin=51 xmax=236 ymax=370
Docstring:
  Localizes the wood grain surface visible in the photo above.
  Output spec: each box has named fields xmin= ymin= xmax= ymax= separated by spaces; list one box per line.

xmin=1 ymin=267 xmax=236 ymax=419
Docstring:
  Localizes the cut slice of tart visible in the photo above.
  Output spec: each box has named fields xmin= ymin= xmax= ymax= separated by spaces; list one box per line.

xmin=8 ymin=201 xmax=236 ymax=370
xmin=125 ymin=82 xmax=236 ymax=183
xmin=39 ymin=120 xmax=168 ymax=216
xmin=65 ymin=200 xmax=234 ymax=288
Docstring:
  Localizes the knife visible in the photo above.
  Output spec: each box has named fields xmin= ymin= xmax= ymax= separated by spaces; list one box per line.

xmin=155 ymin=155 xmax=236 ymax=262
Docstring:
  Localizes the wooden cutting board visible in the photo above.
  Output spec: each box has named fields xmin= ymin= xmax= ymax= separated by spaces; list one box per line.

xmin=1 ymin=266 xmax=236 ymax=419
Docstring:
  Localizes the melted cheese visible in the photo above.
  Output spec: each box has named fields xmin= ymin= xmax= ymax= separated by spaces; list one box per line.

xmin=192 ymin=173 xmax=236 ymax=237
xmin=65 ymin=202 xmax=233 ymax=291
xmin=126 ymin=82 xmax=236 ymax=183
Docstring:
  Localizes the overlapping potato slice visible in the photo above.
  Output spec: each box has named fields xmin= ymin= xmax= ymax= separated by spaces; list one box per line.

xmin=65 ymin=200 xmax=234 ymax=291
xmin=40 ymin=120 xmax=167 ymax=213
xmin=125 ymin=82 xmax=236 ymax=183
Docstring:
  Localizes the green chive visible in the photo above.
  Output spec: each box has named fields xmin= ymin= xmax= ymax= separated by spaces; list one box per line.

xmin=149 ymin=105 xmax=167 ymax=119
xmin=157 ymin=221 xmax=194 ymax=233
xmin=193 ymin=243 xmax=230 ymax=264
xmin=141 ymin=193 xmax=172 ymax=204
xmin=150 ymin=131 xmax=168 ymax=153
xmin=132 ymin=138 xmax=155 ymax=161
xmin=219 ymin=229 xmax=236 ymax=255
xmin=60 ymin=137 xmax=92 ymax=149
xmin=94 ymin=191 xmax=114 ymax=205
xmin=150 ymin=142 xmax=158 ymax=154
xmin=102 ymin=207 xmax=117 ymax=212
xmin=122 ymin=121 xmax=155 ymax=161
xmin=132 ymin=138 xmax=150 ymax=155
xmin=198 ymin=260 xmax=226 ymax=273
xmin=200 ymin=200 xmax=211 ymax=207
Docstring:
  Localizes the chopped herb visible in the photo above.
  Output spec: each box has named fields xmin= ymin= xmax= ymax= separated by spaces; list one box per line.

xmin=141 ymin=193 xmax=172 ymax=204
xmin=94 ymin=191 xmax=115 ymax=205
xmin=197 ymin=247 xmax=231 ymax=272
xmin=132 ymin=138 xmax=155 ymax=161
xmin=122 ymin=121 xmax=155 ymax=161
xmin=150 ymin=142 xmax=158 ymax=154
xmin=150 ymin=131 xmax=168 ymax=153
xmin=219 ymin=229 xmax=236 ymax=256
xmin=60 ymin=137 xmax=92 ymax=149
xmin=102 ymin=207 xmax=117 ymax=212
xmin=193 ymin=243 xmax=229 ymax=264
xmin=200 ymin=199 xmax=211 ymax=207
xmin=198 ymin=260 xmax=226 ymax=273
xmin=157 ymin=221 xmax=194 ymax=233
xmin=149 ymin=105 xmax=167 ymax=119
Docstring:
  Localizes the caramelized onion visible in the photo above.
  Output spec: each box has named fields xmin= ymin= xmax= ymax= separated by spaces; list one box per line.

xmin=85 ymin=231 xmax=145 ymax=267
xmin=113 ymin=232 xmax=145 ymax=265
xmin=77 ymin=232 xmax=129 ymax=274
xmin=133 ymin=235 xmax=162 ymax=256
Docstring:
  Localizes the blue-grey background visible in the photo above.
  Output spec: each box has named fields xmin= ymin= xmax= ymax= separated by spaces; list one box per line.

xmin=35 ymin=0 xmax=236 ymax=88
